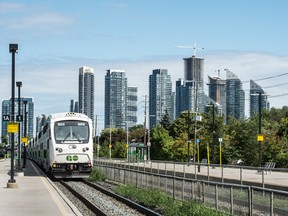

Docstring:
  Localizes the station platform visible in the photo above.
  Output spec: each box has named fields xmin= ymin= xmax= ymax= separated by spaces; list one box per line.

xmin=0 ymin=158 xmax=82 ymax=216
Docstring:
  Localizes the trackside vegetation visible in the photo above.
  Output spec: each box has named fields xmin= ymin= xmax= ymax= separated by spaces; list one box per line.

xmin=87 ymin=169 xmax=106 ymax=182
xmin=88 ymin=169 xmax=229 ymax=216
xmin=115 ymin=184 xmax=229 ymax=216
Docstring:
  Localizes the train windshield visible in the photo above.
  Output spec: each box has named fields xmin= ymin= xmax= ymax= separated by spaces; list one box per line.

xmin=54 ymin=120 xmax=89 ymax=144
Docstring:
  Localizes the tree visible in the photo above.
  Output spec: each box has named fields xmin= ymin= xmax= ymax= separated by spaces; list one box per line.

xmin=160 ymin=109 xmax=172 ymax=131
xmin=150 ymin=125 xmax=173 ymax=160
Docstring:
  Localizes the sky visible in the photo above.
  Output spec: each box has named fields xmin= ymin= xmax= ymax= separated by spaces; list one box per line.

xmin=1 ymin=0 xmax=288 ymax=132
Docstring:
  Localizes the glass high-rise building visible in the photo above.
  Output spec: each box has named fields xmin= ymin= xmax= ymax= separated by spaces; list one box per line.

xmin=78 ymin=66 xmax=94 ymax=121
xmin=149 ymin=69 xmax=173 ymax=129
xmin=250 ymin=80 xmax=269 ymax=117
xmin=105 ymin=69 xmax=127 ymax=129
xmin=226 ymin=69 xmax=245 ymax=121
xmin=1 ymin=97 xmax=34 ymax=138
xmin=127 ymin=87 xmax=138 ymax=129
xmin=175 ymin=56 xmax=205 ymax=117
xmin=183 ymin=56 xmax=205 ymax=113
xmin=207 ymin=74 xmax=226 ymax=116
xmin=175 ymin=79 xmax=193 ymax=118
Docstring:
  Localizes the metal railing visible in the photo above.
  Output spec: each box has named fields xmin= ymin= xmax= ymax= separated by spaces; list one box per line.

xmin=94 ymin=158 xmax=288 ymax=216
xmin=95 ymin=158 xmax=288 ymax=190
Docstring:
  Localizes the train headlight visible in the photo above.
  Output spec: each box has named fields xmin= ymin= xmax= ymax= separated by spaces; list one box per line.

xmin=55 ymin=147 xmax=63 ymax=153
xmin=82 ymin=147 xmax=89 ymax=152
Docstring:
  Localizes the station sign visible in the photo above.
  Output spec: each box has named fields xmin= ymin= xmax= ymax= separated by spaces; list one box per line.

xmin=7 ymin=122 xmax=18 ymax=133
xmin=16 ymin=115 xmax=23 ymax=122
xmin=2 ymin=115 xmax=10 ymax=121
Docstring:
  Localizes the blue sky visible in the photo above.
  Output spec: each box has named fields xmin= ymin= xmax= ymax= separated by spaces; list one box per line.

xmin=1 ymin=0 xmax=288 ymax=131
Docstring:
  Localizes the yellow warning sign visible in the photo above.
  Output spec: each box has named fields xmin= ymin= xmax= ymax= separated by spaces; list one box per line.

xmin=7 ymin=122 xmax=18 ymax=133
xmin=257 ymin=135 xmax=264 ymax=142
xmin=22 ymin=137 xmax=28 ymax=145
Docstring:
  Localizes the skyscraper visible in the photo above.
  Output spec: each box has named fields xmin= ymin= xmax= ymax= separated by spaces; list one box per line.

xmin=1 ymin=97 xmax=34 ymax=138
xmin=250 ymin=80 xmax=269 ymax=117
xmin=226 ymin=69 xmax=245 ymax=121
xmin=183 ymin=56 xmax=205 ymax=112
xmin=127 ymin=87 xmax=138 ymax=129
xmin=207 ymin=73 xmax=226 ymax=116
xmin=175 ymin=79 xmax=193 ymax=118
xmin=78 ymin=66 xmax=94 ymax=121
xmin=149 ymin=69 xmax=173 ymax=128
xmin=105 ymin=69 xmax=127 ymax=129
xmin=36 ymin=114 xmax=47 ymax=134
xmin=175 ymin=56 xmax=205 ymax=117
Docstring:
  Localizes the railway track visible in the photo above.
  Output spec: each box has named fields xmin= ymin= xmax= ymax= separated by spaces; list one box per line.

xmin=58 ymin=179 xmax=162 ymax=216
xmin=58 ymin=179 xmax=106 ymax=216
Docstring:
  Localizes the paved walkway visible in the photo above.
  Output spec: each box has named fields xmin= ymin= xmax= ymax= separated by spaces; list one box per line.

xmin=0 ymin=158 xmax=82 ymax=216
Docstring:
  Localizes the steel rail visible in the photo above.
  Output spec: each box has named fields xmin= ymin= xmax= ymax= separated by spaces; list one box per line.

xmin=59 ymin=180 xmax=107 ymax=216
xmin=83 ymin=179 xmax=162 ymax=216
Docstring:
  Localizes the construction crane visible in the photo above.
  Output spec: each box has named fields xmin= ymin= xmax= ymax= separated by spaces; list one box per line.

xmin=175 ymin=43 xmax=204 ymax=57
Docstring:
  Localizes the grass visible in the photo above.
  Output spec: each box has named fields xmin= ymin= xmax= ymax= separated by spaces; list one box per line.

xmin=115 ymin=184 xmax=228 ymax=216
xmin=87 ymin=169 xmax=106 ymax=182
xmin=88 ymin=168 xmax=228 ymax=215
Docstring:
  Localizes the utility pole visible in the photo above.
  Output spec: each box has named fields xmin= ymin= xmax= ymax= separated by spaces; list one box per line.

xmin=143 ymin=95 xmax=147 ymax=146
xmin=187 ymin=110 xmax=191 ymax=163
xmin=258 ymin=92 xmax=262 ymax=167
xmin=95 ymin=115 xmax=97 ymax=158
xmin=23 ymin=100 xmax=27 ymax=168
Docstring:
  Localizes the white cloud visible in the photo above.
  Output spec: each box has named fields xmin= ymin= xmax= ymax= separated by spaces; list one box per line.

xmin=0 ymin=2 xmax=24 ymax=14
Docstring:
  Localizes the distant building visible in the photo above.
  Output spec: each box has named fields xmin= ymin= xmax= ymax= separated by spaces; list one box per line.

xmin=226 ymin=69 xmax=245 ymax=121
xmin=250 ymin=80 xmax=269 ymax=117
xmin=70 ymin=99 xmax=79 ymax=113
xmin=105 ymin=69 xmax=127 ymax=129
xmin=149 ymin=69 xmax=173 ymax=128
xmin=175 ymin=79 xmax=193 ymax=118
xmin=1 ymin=97 xmax=34 ymax=138
xmin=78 ymin=66 xmax=94 ymax=121
xmin=36 ymin=114 xmax=47 ymax=135
xmin=127 ymin=87 xmax=138 ymax=129
xmin=207 ymin=73 xmax=226 ymax=116
xmin=182 ymin=56 xmax=205 ymax=113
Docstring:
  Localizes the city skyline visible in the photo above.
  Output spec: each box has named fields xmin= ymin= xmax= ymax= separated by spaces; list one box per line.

xmin=1 ymin=1 xmax=288 ymax=132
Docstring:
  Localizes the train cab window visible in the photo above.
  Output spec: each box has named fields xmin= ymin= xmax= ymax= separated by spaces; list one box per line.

xmin=54 ymin=120 xmax=89 ymax=144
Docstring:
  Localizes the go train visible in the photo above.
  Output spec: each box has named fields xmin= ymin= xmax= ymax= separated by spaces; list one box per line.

xmin=28 ymin=112 xmax=93 ymax=178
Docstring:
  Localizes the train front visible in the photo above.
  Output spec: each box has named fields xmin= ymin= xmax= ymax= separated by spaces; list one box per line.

xmin=50 ymin=116 xmax=93 ymax=178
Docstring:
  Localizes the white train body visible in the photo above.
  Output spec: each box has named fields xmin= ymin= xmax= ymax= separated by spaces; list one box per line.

xmin=28 ymin=112 xmax=93 ymax=178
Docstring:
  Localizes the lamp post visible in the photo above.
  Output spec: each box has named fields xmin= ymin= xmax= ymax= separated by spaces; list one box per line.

xmin=16 ymin=81 xmax=22 ymax=170
xmin=23 ymin=100 xmax=27 ymax=168
xmin=8 ymin=43 xmax=18 ymax=187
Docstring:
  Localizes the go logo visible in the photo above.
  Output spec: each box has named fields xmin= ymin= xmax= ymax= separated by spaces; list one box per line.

xmin=66 ymin=155 xmax=79 ymax=161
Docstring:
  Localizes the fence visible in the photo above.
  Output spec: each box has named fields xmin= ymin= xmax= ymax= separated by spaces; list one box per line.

xmin=94 ymin=159 xmax=288 ymax=216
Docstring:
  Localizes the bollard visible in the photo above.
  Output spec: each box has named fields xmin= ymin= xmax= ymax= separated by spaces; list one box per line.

xmin=198 ymin=165 xmax=201 ymax=172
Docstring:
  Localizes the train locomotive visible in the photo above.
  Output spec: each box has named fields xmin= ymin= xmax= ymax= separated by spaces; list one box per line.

xmin=28 ymin=112 xmax=93 ymax=178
